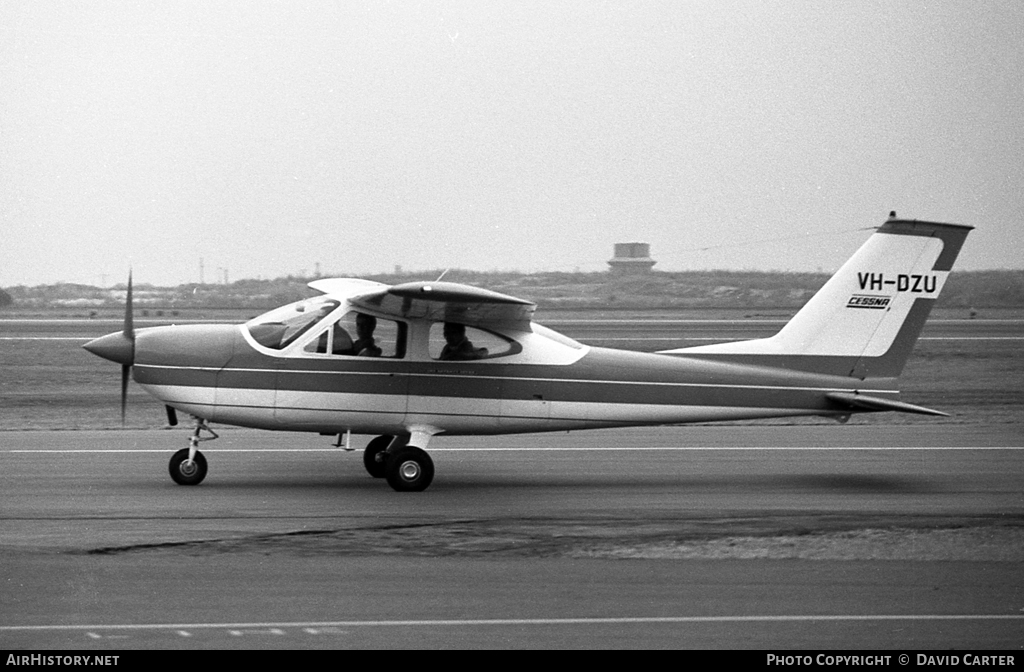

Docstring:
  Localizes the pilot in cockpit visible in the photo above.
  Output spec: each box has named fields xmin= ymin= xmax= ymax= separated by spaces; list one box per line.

xmin=312 ymin=312 xmax=382 ymax=356
xmin=351 ymin=313 xmax=382 ymax=357
xmin=328 ymin=323 xmax=353 ymax=354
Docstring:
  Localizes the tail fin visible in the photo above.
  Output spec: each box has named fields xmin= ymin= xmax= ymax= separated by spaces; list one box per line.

xmin=661 ymin=215 xmax=972 ymax=379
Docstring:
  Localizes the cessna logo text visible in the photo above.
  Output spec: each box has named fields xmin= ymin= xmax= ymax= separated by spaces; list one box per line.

xmin=847 ymin=295 xmax=891 ymax=309
xmin=857 ymin=272 xmax=938 ymax=293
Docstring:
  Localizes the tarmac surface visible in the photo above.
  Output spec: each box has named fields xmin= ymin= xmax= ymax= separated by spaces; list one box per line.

xmin=2 ymin=424 xmax=1022 ymax=649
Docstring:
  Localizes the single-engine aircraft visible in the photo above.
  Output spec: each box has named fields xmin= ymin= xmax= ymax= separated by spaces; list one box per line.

xmin=84 ymin=215 xmax=971 ymax=492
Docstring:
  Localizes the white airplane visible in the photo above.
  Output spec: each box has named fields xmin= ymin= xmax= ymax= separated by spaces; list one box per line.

xmin=84 ymin=215 xmax=971 ymax=492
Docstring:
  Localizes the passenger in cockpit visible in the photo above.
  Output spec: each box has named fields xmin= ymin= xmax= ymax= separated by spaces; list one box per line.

xmin=439 ymin=322 xmax=486 ymax=361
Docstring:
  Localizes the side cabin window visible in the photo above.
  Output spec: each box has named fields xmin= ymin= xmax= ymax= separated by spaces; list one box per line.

xmin=247 ymin=298 xmax=340 ymax=350
xmin=304 ymin=311 xmax=406 ymax=359
xmin=428 ymin=322 xmax=518 ymax=361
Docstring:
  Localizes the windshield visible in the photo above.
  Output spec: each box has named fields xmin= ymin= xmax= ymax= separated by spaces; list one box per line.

xmin=246 ymin=297 xmax=340 ymax=350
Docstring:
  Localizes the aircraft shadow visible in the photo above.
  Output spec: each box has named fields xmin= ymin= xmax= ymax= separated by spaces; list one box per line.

xmin=186 ymin=472 xmax=939 ymax=494
xmin=433 ymin=473 xmax=938 ymax=494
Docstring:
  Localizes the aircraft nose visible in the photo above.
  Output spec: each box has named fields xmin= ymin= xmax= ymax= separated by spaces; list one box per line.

xmin=83 ymin=331 xmax=135 ymax=365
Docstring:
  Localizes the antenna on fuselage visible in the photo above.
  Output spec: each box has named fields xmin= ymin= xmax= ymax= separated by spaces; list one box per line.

xmin=435 ymin=268 xmax=450 ymax=282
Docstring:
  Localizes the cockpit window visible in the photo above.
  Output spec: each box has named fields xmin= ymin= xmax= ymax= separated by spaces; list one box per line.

xmin=246 ymin=297 xmax=340 ymax=350
xmin=428 ymin=322 xmax=519 ymax=361
xmin=304 ymin=311 xmax=406 ymax=358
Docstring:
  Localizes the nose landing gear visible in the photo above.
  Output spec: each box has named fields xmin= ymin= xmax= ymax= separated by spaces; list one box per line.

xmin=169 ymin=417 xmax=217 ymax=486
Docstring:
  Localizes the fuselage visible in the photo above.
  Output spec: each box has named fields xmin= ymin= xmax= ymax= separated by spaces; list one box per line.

xmin=128 ymin=318 xmax=885 ymax=437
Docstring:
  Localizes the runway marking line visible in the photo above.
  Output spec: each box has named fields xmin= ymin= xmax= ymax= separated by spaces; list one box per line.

xmin=2 ymin=614 xmax=1022 ymax=633
xmin=0 ymin=337 xmax=98 ymax=341
xmin=7 ymin=446 xmax=1023 ymax=453
xmin=596 ymin=337 xmax=1024 ymax=342
xmin=3 ymin=336 xmax=1022 ymax=342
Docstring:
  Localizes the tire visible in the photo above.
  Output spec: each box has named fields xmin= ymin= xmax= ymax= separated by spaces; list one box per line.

xmin=169 ymin=448 xmax=207 ymax=486
xmin=385 ymin=447 xmax=434 ymax=492
xmin=363 ymin=435 xmax=393 ymax=478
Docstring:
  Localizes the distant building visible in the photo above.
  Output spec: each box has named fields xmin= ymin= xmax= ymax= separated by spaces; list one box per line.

xmin=608 ymin=242 xmax=656 ymax=274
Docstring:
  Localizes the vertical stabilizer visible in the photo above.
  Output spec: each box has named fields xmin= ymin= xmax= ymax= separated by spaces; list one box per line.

xmin=661 ymin=216 xmax=972 ymax=379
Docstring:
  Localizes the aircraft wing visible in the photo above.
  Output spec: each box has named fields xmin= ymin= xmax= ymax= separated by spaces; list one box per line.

xmin=307 ymin=278 xmax=390 ymax=298
xmin=321 ymin=280 xmax=537 ymax=331
xmin=825 ymin=392 xmax=949 ymax=417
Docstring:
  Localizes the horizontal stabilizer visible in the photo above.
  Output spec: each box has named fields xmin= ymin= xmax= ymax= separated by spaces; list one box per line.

xmin=826 ymin=392 xmax=949 ymax=417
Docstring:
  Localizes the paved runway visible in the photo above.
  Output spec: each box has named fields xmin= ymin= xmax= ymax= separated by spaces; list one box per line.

xmin=2 ymin=425 xmax=1022 ymax=649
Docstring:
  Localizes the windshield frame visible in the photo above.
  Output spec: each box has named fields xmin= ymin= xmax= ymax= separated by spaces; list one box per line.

xmin=245 ymin=296 xmax=342 ymax=350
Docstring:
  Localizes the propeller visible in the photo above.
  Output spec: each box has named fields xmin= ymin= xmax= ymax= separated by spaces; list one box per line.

xmin=82 ymin=272 xmax=136 ymax=426
xmin=120 ymin=271 xmax=135 ymax=425
xmin=83 ymin=271 xmax=181 ymax=428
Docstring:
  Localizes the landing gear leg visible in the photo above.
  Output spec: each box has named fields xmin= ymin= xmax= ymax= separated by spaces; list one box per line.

xmin=169 ymin=417 xmax=217 ymax=486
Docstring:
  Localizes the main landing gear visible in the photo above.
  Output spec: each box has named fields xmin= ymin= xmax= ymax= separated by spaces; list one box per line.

xmin=363 ymin=435 xmax=392 ymax=479
xmin=362 ymin=434 xmax=435 ymax=492
xmin=169 ymin=417 xmax=217 ymax=486
xmin=164 ymin=423 xmax=435 ymax=492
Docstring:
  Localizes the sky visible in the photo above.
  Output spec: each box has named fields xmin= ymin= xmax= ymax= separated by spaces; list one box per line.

xmin=2 ymin=1 xmax=1022 ymax=287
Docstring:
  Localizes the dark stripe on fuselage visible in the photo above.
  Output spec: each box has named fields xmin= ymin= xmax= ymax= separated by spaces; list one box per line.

xmin=134 ymin=337 xmax=876 ymax=414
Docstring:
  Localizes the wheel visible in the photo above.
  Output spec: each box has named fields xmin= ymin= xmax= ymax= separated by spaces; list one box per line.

xmin=169 ymin=448 xmax=207 ymax=486
xmin=385 ymin=447 xmax=434 ymax=492
xmin=363 ymin=435 xmax=393 ymax=478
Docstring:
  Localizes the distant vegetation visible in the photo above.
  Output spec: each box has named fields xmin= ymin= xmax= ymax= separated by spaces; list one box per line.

xmin=2 ymin=270 xmax=1022 ymax=313
xmin=934 ymin=270 xmax=1024 ymax=309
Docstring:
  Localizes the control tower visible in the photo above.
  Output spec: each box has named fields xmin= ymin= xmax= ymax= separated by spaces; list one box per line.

xmin=607 ymin=242 xmax=656 ymax=275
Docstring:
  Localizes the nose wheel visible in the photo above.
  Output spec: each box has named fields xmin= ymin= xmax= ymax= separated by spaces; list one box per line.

xmin=169 ymin=448 xmax=207 ymax=485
